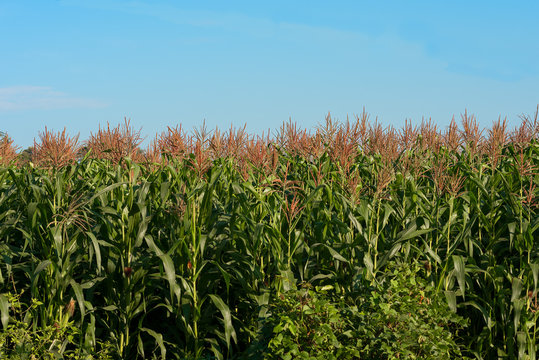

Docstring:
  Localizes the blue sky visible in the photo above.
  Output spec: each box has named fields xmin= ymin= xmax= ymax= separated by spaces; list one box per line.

xmin=1 ymin=1 xmax=538 ymax=148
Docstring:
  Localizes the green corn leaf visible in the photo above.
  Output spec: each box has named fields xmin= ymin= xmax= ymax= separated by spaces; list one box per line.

xmin=84 ymin=309 xmax=96 ymax=349
xmin=88 ymin=182 xmax=128 ymax=203
xmin=363 ymin=253 xmax=374 ymax=277
xmin=514 ymin=298 xmax=525 ymax=335
xmin=70 ymin=279 xmax=85 ymax=319
xmin=323 ymin=244 xmax=348 ymax=263
xmin=348 ymin=212 xmax=362 ymax=232
xmin=193 ymin=262 xmax=208 ymax=282
xmin=511 ymin=276 xmax=523 ymax=303
xmin=144 ymin=235 xmax=181 ymax=301
xmin=52 ymin=227 xmax=63 ymax=258
xmin=452 ymin=255 xmax=466 ymax=300
xmin=422 ymin=240 xmax=442 ymax=265
xmin=87 ymin=232 xmax=102 ymax=275
xmin=381 ymin=203 xmax=394 ymax=229
xmin=309 ymin=273 xmax=333 ymax=283
xmin=531 ymin=263 xmax=539 ymax=291
xmin=280 ymin=269 xmax=297 ymax=291
xmin=517 ymin=330 xmax=527 ymax=360
xmin=136 ymin=180 xmax=150 ymax=203
xmin=461 ymin=300 xmax=494 ymax=329
xmin=377 ymin=242 xmax=404 ymax=270
xmin=140 ymin=327 xmax=166 ymax=360
xmin=445 ymin=290 xmax=457 ymax=312
xmin=161 ymin=254 xmax=181 ymax=300
xmin=396 ymin=222 xmax=434 ymax=242
xmin=207 ymin=337 xmax=224 ymax=360
xmin=0 ymin=294 xmax=9 ymax=330
xmin=160 ymin=181 xmax=170 ymax=204
xmin=209 ymin=294 xmax=237 ymax=350
xmin=211 ymin=261 xmax=231 ymax=297
xmin=34 ymin=259 xmax=52 ymax=275
xmin=137 ymin=333 xmax=145 ymax=359
xmin=134 ymin=210 xmax=150 ymax=248
xmin=257 ymin=291 xmax=271 ymax=319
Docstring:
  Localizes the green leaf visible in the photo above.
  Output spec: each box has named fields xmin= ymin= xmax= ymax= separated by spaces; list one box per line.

xmin=211 ymin=261 xmax=231 ymax=297
xmin=461 ymin=300 xmax=493 ymax=329
xmin=511 ymin=276 xmax=523 ymax=303
xmin=140 ymin=327 xmax=166 ymax=360
xmin=363 ymin=253 xmax=374 ymax=277
xmin=70 ymin=279 xmax=85 ymax=318
xmin=280 ymin=269 xmax=297 ymax=292
xmin=34 ymin=259 xmax=52 ymax=275
xmin=513 ymin=298 xmax=525 ymax=334
xmin=160 ymin=181 xmax=170 ymax=204
xmin=87 ymin=232 xmax=102 ymax=275
xmin=0 ymin=294 xmax=9 ymax=330
xmin=423 ymin=240 xmax=442 ymax=265
xmin=445 ymin=290 xmax=457 ymax=312
xmin=145 ymin=235 xmax=181 ymax=301
xmin=396 ymin=222 xmax=433 ymax=241
xmin=381 ymin=203 xmax=395 ymax=229
xmin=323 ymin=244 xmax=348 ymax=263
xmin=348 ymin=212 xmax=361 ymax=232
xmin=88 ymin=182 xmax=128 ymax=203
xmin=52 ymin=226 xmax=63 ymax=258
xmin=530 ymin=263 xmax=539 ymax=291
xmin=209 ymin=294 xmax=237 ymax=350
xmin=452 ymin=255 xmax=466 ymax=300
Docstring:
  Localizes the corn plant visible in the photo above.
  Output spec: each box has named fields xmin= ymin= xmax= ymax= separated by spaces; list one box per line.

xmin=0 ymin=110 xmax=538 ymax=358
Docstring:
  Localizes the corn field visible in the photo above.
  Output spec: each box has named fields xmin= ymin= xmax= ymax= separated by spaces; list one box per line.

xmin=0 ymin=109 xmax=539 ymax=359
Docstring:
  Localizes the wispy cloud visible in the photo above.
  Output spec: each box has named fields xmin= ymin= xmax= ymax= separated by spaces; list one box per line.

xmin=0 ymin=86 xmax=107 ymax=111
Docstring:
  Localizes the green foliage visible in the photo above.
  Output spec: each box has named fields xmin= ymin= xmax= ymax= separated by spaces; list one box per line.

xmin=0 ymin=137 xmax=537 ymax=358
xmin=261 ymin=285 xmax=359 ymax=360
xmin=351 ymin=262 xmax=469 ymax=359
xmin=256 ymin=263 xmax=468 ymax=360
xmin=0 ymin=291 xmax=113 ymax=359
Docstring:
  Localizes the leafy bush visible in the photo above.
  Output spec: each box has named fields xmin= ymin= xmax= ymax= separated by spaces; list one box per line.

xmin=0 ymin=292 xmax=113 ymax=360
xmin=255 ymin=262 xmax=468 ymax=360
xmin=260 ymin=285 xmax=359 ymax=360
xmin=350 ymin=262 xmax=470 ymax=359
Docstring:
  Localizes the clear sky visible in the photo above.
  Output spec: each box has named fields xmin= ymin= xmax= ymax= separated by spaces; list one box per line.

xmin=1 ymin=1 xmax=538 ymax=148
